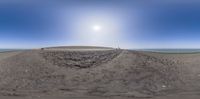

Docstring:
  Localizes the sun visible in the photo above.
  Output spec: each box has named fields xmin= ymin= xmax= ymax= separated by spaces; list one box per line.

xmin=93 ymin=25 xmax=101 ymax=31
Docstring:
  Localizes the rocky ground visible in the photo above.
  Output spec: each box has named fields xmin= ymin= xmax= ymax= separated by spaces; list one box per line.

xmin=0 ymin=47 xmax=199 ymax=99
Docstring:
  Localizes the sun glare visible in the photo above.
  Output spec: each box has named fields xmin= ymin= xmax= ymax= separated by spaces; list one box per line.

xmin=93 ymin=25 xmax=101 ymax=31
xmin=68 ymin=10 xmax=126 ymax=47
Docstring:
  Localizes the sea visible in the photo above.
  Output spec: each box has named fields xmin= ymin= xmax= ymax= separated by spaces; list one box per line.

xmin=136 ymin=49 xmax=200 ymax=53
xmin=0 ymin=49 xmax=24 ymax=52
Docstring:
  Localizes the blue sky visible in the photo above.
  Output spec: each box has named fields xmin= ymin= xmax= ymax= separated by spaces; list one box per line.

xmin=0 ymin=0 xmax=200 ymax=48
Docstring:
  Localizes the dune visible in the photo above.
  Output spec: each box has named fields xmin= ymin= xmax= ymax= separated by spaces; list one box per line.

xmin=42 ymin=46 xmax=114 ymax=51
xmin=0 ymin=46 xmax=198 ymax=99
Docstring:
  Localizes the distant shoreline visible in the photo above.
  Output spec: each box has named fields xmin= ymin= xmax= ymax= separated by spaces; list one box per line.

xmin=135 ymin=49 xmax=200 ymax=54
xmin=0 ymin=49 xmax=27 ymax=53
xmin=2 ymin=48 xmax=200 ymax=53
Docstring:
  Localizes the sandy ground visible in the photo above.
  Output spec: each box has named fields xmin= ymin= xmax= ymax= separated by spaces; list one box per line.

xmin=0 ymin=51 xmax=22 ymax=61
xmin=0 ymin=47 xmax=200 ymax=99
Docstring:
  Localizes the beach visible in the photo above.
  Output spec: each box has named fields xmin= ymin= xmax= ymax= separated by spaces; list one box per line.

xmin=0 ymin=47 xmax=199 ymax=99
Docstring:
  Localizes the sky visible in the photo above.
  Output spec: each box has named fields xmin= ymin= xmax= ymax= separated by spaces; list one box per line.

xmin=0 ymin=0 xmax=200 ymax=49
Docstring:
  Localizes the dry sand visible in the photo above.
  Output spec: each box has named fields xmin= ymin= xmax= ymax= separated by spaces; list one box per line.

xmin=0 ymin=47 xmax=199 ymax=99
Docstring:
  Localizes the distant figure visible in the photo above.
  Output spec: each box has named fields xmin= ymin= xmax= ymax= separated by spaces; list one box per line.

xmin=117 ymin=46 xmax=120 ymax=50
xmin=116 ymin=46 xmax=120 ymax=50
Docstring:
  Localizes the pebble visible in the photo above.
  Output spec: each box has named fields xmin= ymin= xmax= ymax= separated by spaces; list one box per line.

xmin=25 ymin=69 xmax=28 ymax=72
xmin=162 ymin=85 xmax=166 ymax=88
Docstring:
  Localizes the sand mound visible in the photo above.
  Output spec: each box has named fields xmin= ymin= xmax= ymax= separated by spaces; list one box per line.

xmin=42 ymin=46 xmax=114 ymax=51
xmin=41 ymin=50 xmax=121 ymax=68
xmin=0 ymin=49 xmax=182 ymax=97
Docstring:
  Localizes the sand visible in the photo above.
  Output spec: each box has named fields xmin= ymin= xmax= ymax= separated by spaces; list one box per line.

xmin=0 ymin=47 xmax=199 ymax=99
